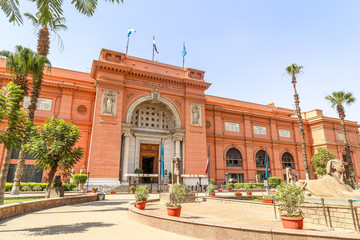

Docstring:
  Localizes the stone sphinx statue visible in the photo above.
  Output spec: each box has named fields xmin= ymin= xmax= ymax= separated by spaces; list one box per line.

xmin=296 ymin=159 xmax=360 ymax=197
xmin=50 ymin=175 xmax=65 ymax=198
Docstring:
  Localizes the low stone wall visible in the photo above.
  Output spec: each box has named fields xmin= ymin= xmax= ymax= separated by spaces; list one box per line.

xmin=0 ymin=194 xmax=98 ymax=221
xmin=159 ymin=192 xmax=196 ymax=204
xmin=129 ymin=205 xmax=360 ymax=240
xmin=302 ymin=201 xmax=360 ymax=231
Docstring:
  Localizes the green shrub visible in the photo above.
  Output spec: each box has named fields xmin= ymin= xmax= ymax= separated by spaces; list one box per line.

xmin=275 ymin=183 xmax=304 ymax=217
xmin=33 ymin=185 xmax=43 ymax=191
xmin=135 ymin=185 xmax=149 ymax=202
xmin=234 ymin=183 xmax=265 ymax=189
xmin=73 ymin=174 xmax=88 ymax=184
xmin=225 ymin=183 xmax=234 ymax=190
xmin=21 ymin=185 xmax=32 ymax=191
xmin=268 ymin=177 xmax=282 ymax=188
xmin=210 ymin=178 xmax=215 ymax=184
xmin=5 ymin=183 xmax=13 ymax=192
xmin=63 ymin=183 xmax=76 ymax=191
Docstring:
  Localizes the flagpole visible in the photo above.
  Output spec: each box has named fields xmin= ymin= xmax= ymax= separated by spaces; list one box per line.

xmin=183 ymin=55 xmax=185 ymax=68
xmin=152 ymin=44 xmax=154 ymax=61
xmin=208 ymin=146 xmax=210 ymax=182
xmin=126 ymin=37 xmax=130 ymax=55
xmin=158 ymin=139 xmax=161 ymax=185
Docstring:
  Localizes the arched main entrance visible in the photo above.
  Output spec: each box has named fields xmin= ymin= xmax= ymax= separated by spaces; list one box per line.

xmin=121 ymin=90 xmax=184 ymax=182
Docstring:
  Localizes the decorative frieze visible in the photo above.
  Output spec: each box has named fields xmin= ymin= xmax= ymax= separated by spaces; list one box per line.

xmin=253 ymin=126 xmax=266 ymax=135
xmin=279 ymin=129 xmax=291 ymax=138
xmin=23 ymin=96 xmax=52 ymax=111
xmin=225 ymin=122 xmax=240 ymax=132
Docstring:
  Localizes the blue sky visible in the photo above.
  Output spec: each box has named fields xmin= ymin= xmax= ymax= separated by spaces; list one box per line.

xmin=1 ymin=0 xmax=360 ymax=124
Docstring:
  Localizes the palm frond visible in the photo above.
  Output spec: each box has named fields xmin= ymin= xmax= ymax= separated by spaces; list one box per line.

xmin=0 ymin=0 xmax=23 ymax=25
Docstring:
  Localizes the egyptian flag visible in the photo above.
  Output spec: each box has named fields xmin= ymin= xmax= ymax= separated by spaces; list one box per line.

xmin=153 ymin=36 xmax=159 ymax=53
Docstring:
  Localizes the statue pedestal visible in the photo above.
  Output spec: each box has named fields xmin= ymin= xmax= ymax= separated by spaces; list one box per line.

xmin=50 ymin=187 xmax=65 ymax=198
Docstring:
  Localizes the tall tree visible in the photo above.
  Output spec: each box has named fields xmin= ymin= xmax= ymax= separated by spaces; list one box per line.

xmin=0 ymin=0 xmax=22 ymax=25
xmin=325 ymin=91 xmax=356 ymax=185
xmin=286 ymin=63 xmax=310 ymax=180
xmin=0 ymin=46 xmax=49 ymax=203
xmin=3 ymin=0 xmax=122 ymax=195
xmin=28 ymin=117 xmax=84 ymax=198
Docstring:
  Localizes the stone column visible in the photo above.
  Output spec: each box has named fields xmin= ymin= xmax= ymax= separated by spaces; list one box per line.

xmin=122 ymin=132 xmax=131 ymax=182
xmin=174 ymin=136 xmax=182 ymax=158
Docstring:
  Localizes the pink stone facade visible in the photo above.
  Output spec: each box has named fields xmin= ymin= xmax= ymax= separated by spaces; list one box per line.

xmin=0 ymin=49 xmax=359 ymax=186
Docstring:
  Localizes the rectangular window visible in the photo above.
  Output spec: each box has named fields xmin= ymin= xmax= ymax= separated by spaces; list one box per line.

xmin=227 ymin=173 xmax=244 ymax=183
xmin=11 ymin=147 xmax=36 ymax=160
xmin=226 ymin=160 xmax=243 ymax=167
xmin=7 ymin=164 xmax=43 ymax=183
xmin=279 ymin=129 xmax=291 ymax=138
xmin=338 ymin=133 xmax=344 ymax=140
xmin=225 ymin=122 xmax=240 ymax=132
xmin=253 ymin=126 xmax=266 ymax=135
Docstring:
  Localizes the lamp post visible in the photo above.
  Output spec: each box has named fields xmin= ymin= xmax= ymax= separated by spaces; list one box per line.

xmin=87 ymin=172 xmax=90 ymax=192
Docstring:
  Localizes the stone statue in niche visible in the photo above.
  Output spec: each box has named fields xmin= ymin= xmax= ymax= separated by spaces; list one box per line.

xmin=296 ymin=159 xmax=360 ymax=197
xmin=191 ymin=104 xmax=201 ymax=126
xmin=102 ymin=90 xmax=117 ymax=116
xmin=171 ymin=157 xmax=182 ymax=184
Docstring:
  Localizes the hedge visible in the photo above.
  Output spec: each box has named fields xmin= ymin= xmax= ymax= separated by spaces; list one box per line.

xmin=73 ymin=174 xmax=88 ymax=184
xmin=268 ymin=177 xmax=282 ymax=188
xmin=5 ymin=183 xmax=77 ymax=192
xmin=233 ymin=183 xmax=265 ymax=189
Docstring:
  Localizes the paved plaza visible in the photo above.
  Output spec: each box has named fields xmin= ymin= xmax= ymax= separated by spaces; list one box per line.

xmin=0 ymin=194 xmax=199 ymax=240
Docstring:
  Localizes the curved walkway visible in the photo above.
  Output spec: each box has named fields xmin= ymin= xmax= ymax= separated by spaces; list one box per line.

xmin=0 ymin=194 xmax=198 ymax=240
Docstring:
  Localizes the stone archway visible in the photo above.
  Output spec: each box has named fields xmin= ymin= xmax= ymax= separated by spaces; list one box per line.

xmin=121 ymin=90 xmax=184 ymax=183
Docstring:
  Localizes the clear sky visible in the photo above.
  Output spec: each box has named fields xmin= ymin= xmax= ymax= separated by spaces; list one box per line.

xmin=1 ymin=0 xmax=360 ymax=124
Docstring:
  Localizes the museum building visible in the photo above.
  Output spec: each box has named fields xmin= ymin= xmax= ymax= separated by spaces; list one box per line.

xmin=0 ymin=48 xmax=360 ymax=186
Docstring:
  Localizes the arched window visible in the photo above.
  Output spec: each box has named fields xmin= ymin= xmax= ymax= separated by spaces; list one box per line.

xmin=226 ymin=148 xmax=243 ymax=167
xmin=282 ymin=152 xmax=295 ymax=169
xmin=256 ymin=150 xmax=270 ymax=168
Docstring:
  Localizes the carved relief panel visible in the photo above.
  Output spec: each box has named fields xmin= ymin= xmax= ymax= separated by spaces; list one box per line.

xmin=190 ymin=104 xmax=202 ymax=126
xmin=101 ymin=90 xmax=118 ymax=116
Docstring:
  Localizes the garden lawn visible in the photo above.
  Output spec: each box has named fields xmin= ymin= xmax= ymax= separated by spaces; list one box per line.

xmin=4 ymin=198 xmax=42 ymax=205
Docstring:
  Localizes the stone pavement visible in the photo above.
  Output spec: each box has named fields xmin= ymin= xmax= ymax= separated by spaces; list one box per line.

xmin=0 ymin=194 xmax=199 ymax=240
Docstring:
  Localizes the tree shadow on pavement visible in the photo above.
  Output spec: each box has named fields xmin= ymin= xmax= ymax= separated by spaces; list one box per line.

xmin=0 ymin=221 xmax=115 ymax=236
xmin=31 ymin=206 xmax=128 ymax=214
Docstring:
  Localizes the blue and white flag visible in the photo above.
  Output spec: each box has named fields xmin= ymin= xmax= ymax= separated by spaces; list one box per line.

xmin=159 ymin=141 xmax=165 ymax=177
xmin=182 ymin=42 xmax=187 ymax=57
xmin=265 ymin=148 xmax=269 ymax=180
xmin=128 ymin=28 xmax=136 ymax=37
xmin=153 ymin=36 xmax=159 ymax=53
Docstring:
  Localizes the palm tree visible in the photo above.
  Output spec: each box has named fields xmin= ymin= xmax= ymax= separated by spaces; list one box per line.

xmin=8 ymin=0 xmax=123 ymax=195
xmin=325 ymin=91 xmax=356 ymax=185
xmin=0 ymin=46 xmax=49 ymax=204
xmin=0 ymin=0 xmax=22 ymax=25
xmin=286 ymin=63 xmax=310 ymax=180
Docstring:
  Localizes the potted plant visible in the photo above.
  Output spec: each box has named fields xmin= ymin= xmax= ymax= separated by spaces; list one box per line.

xmin=92 ymin=187 xmax=98 ymax=193
xmin=134 ymin=168 xmax=143 ymax=183
xmin=210 ymin=178 xmax=215 ymax=184
xmin=129 ymin=186 xmax=136 ymax=194
xmin=207 ymin=184 xmax=216 ymax=197
xmin=134 ymin=185 xmax=149 ymax=210
xmin=275 ymin=183 xmax=305 ymax=229
xmin=166 ymin=183 xmax=189 ymax=217
xmin=243 ymin=184 xmax=252 ymax=196
xmin=262 ymin=195 xmax=274 ymax=204
xmin=110 ymin=190 xmax=116 ymax=194
xmin=163 ymin=182 xmax=168 ymax=186
xmin=234 ymin=190 xmax=242 ymax=197
xmin=225 ymin=183 xmax=234 ymax=192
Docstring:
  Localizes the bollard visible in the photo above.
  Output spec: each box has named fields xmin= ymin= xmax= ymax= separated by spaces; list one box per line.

xmin=348 ymin=199 xmax=358 ymax=232
xmin=321 ymin=198 xmax=329 ymax=228
xmin=355 ymin=207 xmax=360 ymax=232
xmin=327 ymin=206 xmax=333 ymax=229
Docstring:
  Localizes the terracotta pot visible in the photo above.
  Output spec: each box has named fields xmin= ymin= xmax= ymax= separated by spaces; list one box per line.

xmin=130 ymin=183 xmax=134 ymax=186
xmin=218 ymin=189 xmax=223 ymax=192
xmin=131 ymin=190 xmax=135 ymax=194
xmin=92 ymin=190 xmax=97 ymax=193
xmin=281 ymin=216 xmax=304 ymax=229
xmin=110 ymin=191 xmax=116 ymax=194
xmin=164 ymin=183 xmax=168 ymax=186
xmin=149 ymin=190 xmax=152 ymax=193
xmin=226 ymin=189 xmax=231 ymax=192
xmin=246 ymin=192 xmax=252 ymax=196
xmin=262 ymin=199 xmax=273 ymax=204
xmin=136 ymin=200 xmax=147 ymax=210
xmin=234 ymin=193 xmax=242 ymax=197
xmin=167 ymin=207 xmax=182 ymax=217
xmin=209 ymin=193 xmax=215 ymax=197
